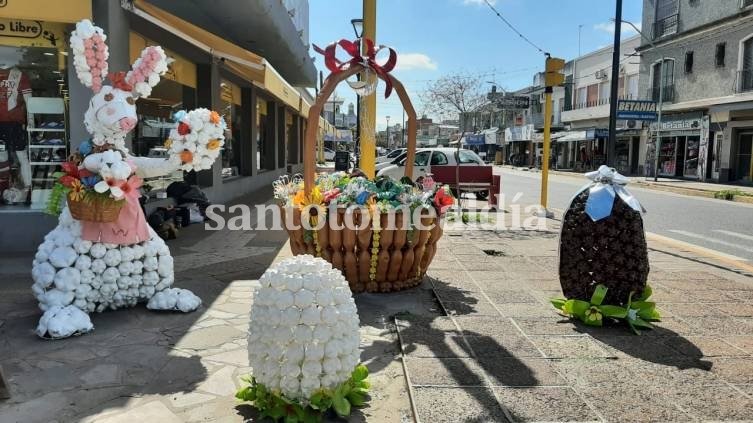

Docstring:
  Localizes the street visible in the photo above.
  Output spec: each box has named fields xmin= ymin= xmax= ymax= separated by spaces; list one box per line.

xmin=496 ymin=167 xmax=753 ymax=262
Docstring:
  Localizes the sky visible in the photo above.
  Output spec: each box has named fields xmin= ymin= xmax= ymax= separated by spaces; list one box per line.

xmin=308 ymin=0 xmax=643 ymax=130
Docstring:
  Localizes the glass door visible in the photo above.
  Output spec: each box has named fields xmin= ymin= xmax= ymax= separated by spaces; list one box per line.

xmin=684 ymin=136 xmax=700 ymax=178
xmin=658 ymin=135 xmax=677 ymax=176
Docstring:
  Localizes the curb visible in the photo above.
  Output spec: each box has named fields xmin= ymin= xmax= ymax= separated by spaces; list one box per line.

xmin=497 ymin=165 xmax=753 ymax=204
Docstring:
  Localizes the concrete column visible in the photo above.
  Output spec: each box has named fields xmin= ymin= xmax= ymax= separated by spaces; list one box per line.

xmin=191 ymin=60 xmax=221 ymax=187
xmin=277 ymin=105 xmax=286 ymax=169
xmin=241 ymin=86 xmax=256 ymax=176
xmin=69 ymin=0 xmax=132 ymax=150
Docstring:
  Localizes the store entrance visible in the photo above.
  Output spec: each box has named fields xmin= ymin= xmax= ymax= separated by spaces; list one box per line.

xmin=736 ymin=132 xmax=753 ymax=183
xmin=675 ymin=137 xmax=686 ymax=177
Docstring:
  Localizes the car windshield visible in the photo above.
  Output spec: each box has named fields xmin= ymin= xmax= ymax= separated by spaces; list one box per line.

xmin=387 ymin=149 xmax=403 ymax=158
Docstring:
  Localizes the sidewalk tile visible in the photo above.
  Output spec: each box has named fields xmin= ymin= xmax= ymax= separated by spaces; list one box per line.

xmin=478 ymin=357 xmax=566 ymax=387
xmin=664 ymin=336 xmax=749 ymax=358
xmin=440 ymin=300 xmax=499 ymax=316
xmin=724 ymin=336 xmax=753 ymax=354
xmin=411 ymin=387 xmax=510 ymax=423
xmin=497 ymin=303 xmax=551 ymax=318
xmin=484 ymin=290 xmax=540 ymax=305
xmin=464 ymin=335 xmax=543 ymax=358
xmin=710 ymin=358 xmax=753 ymax=384
xmin=592 ymin=336 xmax=685 ymax=360
xmin=577 ymin=385 xmax=694 ymax=423
xmin=399 ymin=334 xmax=472 ymax=358
xmin=554 ymin=358 xmax=636 ymax=387
xmin=530 ymin=335 xmax=612 ymax=359
xmin=405 ymin=357 xmax=486 ymax=387
xmin=494 ymin=387 xmax=599 ymax=423
xmin=453 ymin=316 xmax=520 ymax=337
xmin=663 ymin=384 xmax=753 ymax=421
xmin=513 ymin=316 xmax=579 ymax=336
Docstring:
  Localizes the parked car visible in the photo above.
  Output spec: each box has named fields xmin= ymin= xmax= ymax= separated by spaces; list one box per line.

xmin=375 ymin=151 xmax=408 ymax=171
xmin=376 ymin=148 xmax=405 ymax=164
xmin=377 ymin=148 xmax=488 ymax=198
xmin=323 ymin=148 xmax=336 ymax=161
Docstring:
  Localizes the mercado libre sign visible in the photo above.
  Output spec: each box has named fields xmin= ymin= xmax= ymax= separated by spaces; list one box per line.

xmin=616 ymin=100 xmax=657 ymax=121
xmin=0 ymin=18 xmax=66 ymax=48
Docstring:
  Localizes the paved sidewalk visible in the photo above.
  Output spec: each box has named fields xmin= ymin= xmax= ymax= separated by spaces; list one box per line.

xmin=401 ymin=214 xmax=753 ymax=422
xmin=3 ymin=191 xmax=753 ymax=422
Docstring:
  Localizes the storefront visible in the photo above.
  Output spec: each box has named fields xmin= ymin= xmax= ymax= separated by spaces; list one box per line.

xmin=504 ymin=124 xmax=533 ymax=166
xmin=649 ymin=112 xmax=705 ymax=179
xmin=0 ymin=0 xmax=313 ymax=252
xmin=0 ymin=3 xmax=91 ymax=210
xmin=555 ymin=128 xmax=607 ymax=171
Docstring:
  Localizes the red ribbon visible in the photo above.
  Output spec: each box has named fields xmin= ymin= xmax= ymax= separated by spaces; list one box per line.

xmin=313 ymin=38 xmax=397 ymax=98
xmin=108 ymin=71 xmax=133 ymax=92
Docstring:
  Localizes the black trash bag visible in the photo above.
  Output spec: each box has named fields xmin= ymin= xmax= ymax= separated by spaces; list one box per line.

xmin=147 ymin=207 xmax=179 ymax=240
xmin=559 ymin=179 xmax=649 ymax=306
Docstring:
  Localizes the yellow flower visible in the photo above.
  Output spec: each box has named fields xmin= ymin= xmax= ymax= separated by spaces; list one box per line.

xmin=164 ymin=138 xmax=173 ymax=149
xmin=207 ymin=139 xmax=221 ymax=150
xmin=293 ymin=190 xmax=305 ymax=207
xmin=300 ymin=187 xmax=325 ymax=227
xmin=68 ymin=179 xmax=85 ymax=202
xmin=585 ymin=306 xmax=602 ymax=322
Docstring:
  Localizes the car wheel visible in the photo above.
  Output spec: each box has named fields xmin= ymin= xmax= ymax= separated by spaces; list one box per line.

xmin=475 ymin=190 xmax=489 ymax=200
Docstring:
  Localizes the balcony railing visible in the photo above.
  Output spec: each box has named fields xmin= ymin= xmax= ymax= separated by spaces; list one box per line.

xmin=736 ymin=69 xmax=753 ymax=93
xmin=563 ymin=94 xmax=639 ymax=112
xmin=653 ymin=14 xmax=678 ymax=39
xmin=648 ymin=84 xmax=675 ymax=103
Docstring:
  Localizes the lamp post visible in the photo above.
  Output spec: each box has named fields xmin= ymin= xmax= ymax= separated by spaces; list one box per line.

xmin=618 ymin=18 xmax=664 ymax=182
xmin=351 ymin=18 xmax=364 ymax=156
xmin=386 ymin=115 xmax=391 ymax=149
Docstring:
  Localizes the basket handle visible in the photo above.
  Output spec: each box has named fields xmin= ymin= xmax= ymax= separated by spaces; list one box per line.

xmin=303 ymin=63 xmax=417 ymax=195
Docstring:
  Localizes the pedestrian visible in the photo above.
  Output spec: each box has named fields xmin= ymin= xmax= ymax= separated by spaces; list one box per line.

xmin=580 ymin=147 xmax=591 ymax=169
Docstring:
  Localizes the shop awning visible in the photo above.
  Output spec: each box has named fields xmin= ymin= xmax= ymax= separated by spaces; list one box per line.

xmin=0 ymin=0 xmax=91 ymax=23
xmin=131 ymin=0 xmax=306 ymax=111
xmin=557 ymin=131 xmax=589 ymax=142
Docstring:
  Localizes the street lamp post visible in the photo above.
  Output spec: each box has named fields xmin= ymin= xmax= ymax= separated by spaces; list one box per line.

xmin=386 ymin=116 xmax=391 ymax=149
xmin=619 ymin=19 xmax=664 ymax=182
xmin=351 ymin=18 xmax=364 ymax=156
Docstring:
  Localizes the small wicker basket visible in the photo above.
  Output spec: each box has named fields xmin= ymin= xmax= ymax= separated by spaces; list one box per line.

xmin=67 ymin=196 xmax=124 ymax=223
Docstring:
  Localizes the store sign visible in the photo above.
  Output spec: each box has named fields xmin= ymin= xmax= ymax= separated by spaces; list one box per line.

xmin=464 ymin=134 xmax=485 ymax=145
xmin=0 ymin=18 xmax=65 ymax=47
xmin=650 ymin=112 xmax=703 ymax=131
xmin=0 ymin=0 xmax=91 ymax=23
xmin=617 ymin=100 xmax=657 ymax=120
xmin=504 ymin=124 xmax=533 ymax=142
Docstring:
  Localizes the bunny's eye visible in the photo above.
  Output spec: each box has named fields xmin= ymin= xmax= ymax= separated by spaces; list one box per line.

xmin=104 ymin=93 xmax=114 ymax=101
xmin=126 ymin=96 xmax=135 ymax=105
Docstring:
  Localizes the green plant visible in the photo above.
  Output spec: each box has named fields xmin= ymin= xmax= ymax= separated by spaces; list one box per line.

xmin=714 ymin=189 xmax=753 ymax=200
xmin=550 ymin=284 xmax=660 ymax=335
xmin=236 ymin=364 xmax=370 ymax=422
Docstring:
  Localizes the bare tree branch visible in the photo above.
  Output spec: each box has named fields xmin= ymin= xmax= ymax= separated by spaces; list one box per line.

xmin=420 ymin=73 xmax=486 ymax=122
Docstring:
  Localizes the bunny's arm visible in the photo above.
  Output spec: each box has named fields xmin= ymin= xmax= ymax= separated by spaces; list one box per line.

xmin=127 ymin=155 xmax=181 ymax=179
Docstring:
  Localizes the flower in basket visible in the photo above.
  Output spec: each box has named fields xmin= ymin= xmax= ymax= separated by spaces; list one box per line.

xmin=167 ymin=108 xmax=226 ymax=172
xmin=433 ymin=185 xmax=454 ymax=215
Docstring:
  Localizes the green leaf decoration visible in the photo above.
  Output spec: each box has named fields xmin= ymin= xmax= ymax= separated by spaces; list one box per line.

xmin=631 ymin=317 xmax=655 ymax=329
xmin=599 ymin=305 xmax=628 ymax=318
xmin=333 ymin=395 xmax=351 ymax=417
xmin=346 ymin=390 xmax=367 ymax=407
xmin=352 ymin=364 xmax=369 ymax=382
xmin=569 ymin=299 xmax=590 ymax=317
xmin=590 ymin=284 xmax=608 ymax=306
xmin=637 ymin=285 xmax=653 ymax=301
xmin=550 ymin=298 xmax=567 ymax=311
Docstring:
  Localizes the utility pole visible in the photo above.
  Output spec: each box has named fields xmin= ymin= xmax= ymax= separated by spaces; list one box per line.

xmin=361 ymin=0 xmax=377 ymax=177
xmin=541 ymin=55 xmax=565 ymax=217
xmin=606 ymin=0 xmax=623 ymax=167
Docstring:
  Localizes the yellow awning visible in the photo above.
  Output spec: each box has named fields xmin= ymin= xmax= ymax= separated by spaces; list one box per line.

xmin=133 ymin=0 xmax=264 ymax=84
xmin=0 ymin=0 xmax=91 ymax=23
xmin=264 ymin=65 xmax=300 ymax=110
xmin=300 ymin=97 xmax=311 ymax=118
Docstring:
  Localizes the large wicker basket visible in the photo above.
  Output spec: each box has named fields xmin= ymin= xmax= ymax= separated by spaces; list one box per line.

xmin=290 ymin=63 xmax=443 ymax=293
xmin=67 ymin=197 xmax=124 ymax=223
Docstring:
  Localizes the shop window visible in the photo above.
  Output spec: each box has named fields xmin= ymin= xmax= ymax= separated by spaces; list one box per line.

xmin=684 ymin=51 xmax=694 ymax=74
xmin=598 ymin=81 xmax=610 ymax=104
xmin=257 ymin=97 xmax=267 ymax=171
xmin=652 ymin=59 xmax=674 ymax=102
xmin=0 ymin=21 xmax=70 ymax=209
xmin=716 ymin=43 xmax=726 ymax=67
xmin=627 ymin=74 xmax=639 ymax=99
xmin=220 ymin=79 xmax=242 ymax=179
xmin=586 ymin=84 xmax=598 ymax=107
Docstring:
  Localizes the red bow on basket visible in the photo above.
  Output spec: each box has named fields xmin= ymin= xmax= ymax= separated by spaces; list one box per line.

xmin=313 ymin=38 xmax=397 ymax=98
xmin=108 ymin=71 xmax=133 ymax=92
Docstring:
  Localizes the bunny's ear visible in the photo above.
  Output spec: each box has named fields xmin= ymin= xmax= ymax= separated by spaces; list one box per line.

xmin=70 ymin=19 xmax=109 ymax=93
xmin=126 ymin=46 xmax=169 ymax=99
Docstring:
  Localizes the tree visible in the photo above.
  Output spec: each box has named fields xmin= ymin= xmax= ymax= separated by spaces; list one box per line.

xmin=419 ymin=73 xmax=487 ymax=125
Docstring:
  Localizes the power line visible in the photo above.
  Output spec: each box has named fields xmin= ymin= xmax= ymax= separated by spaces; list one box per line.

xmin=481 ymin=0 xmax=547 ymax=55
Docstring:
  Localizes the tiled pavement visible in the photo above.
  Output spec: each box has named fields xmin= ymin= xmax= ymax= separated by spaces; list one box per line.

xmin=3 ymin=194 xmax=753 ymax=422
xmin=398 ymin=217 xmax=753 ymax=423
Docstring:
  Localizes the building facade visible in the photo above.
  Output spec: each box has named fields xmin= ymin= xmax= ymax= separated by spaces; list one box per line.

xmin=0 ymin=0 xmax=317 ymax=252
xmin=639 ymin=0 xmax=753 ymax=183
xmin=561 ymin=35 xmax=643 ymax=175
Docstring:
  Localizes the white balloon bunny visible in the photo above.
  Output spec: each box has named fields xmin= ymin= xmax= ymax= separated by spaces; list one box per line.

xmin=30 ymin=20 xmax=224 ymax=339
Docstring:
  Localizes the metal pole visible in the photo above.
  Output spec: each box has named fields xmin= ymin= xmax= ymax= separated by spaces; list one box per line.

xmin=607 ymin=0 xmax=623 ymax=167
xmin=654 ymin=57 xmax=664 ymax=181
xmin=541 ymin=87 xmax=553 ymax=209
xmin=361 ymin=0 xmax=377 ymax=178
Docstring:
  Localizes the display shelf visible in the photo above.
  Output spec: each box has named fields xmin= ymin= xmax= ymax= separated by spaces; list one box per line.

xmin=27 ymin=128 xmax=66 ymax=133
xmin=29 ymin=144 xmax=65 ymax=149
